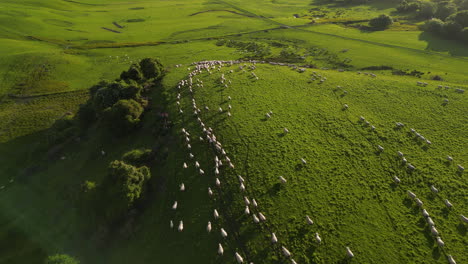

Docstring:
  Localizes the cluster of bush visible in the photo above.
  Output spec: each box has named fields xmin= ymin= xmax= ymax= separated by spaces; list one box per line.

xmin=82 ymin=148 xmax=154 ymax=225
xmin=422 ymin=11 xmax=468 ymax=42
xmin=47 ymin=58 xmax=164 ymax=144
xmin=369 ymin=14 xmax=394 ymax=29
xmin=397 ymin=0 xmax=468 ymax=43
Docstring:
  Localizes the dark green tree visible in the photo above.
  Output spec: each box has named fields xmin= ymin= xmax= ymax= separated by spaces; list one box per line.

xmin=120 ymin=64 xmax=143 ymax=81
xmin=139 ymin=58 xmax=164 ymax=80
xmin=369 ymin=14 xmax=394 ymax=29
xmin=122 ymin=148 xmax=154 ymax=166
xmin=423 ymin=18 xmax=445 ymax=33
xmin=460 ymin=27 xmax=468 ymax=42
xmin=444 ymin=20 xmax=463 ymax=36
xmin=447 ymin=10 xmax=468 ymax=27
xmin=419 ymin=1 xmax=437 ymax=18
xmin=435 ymin=1 xmax=458 ymax=20
xmin=103 ymin=99 xmax=144 ymax=133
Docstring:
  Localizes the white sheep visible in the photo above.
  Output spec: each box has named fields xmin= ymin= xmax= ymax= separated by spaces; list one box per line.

xmin=253 ymin=214 xmax=260 ymax=223
xmin=240 ymin=183 xmax=246 ymax=192
xmin=252 ymin=199 xmax=258 ymax=208
xmin=415 ymin=198 xmax=423 ymax=207
xmin=315 ymin=232 xmax=322 ymax=244
xmin=244 ymin=196 xmax=250 ymax=205
xmin=306 ymin=215 xmax=314 ymax=225
xmin=245 ymin=206 xmax=250 ymax=215
xmin=218 ymin=243 xmax=224 ymax=255
xmin=427 ymin=217 xmax=435 ymax=227
xmin=207 ymin=221 xmax=212 ymax=233
xmin=214 ymin=209 xmax=220 ymax=219
xmin=407 ymin=191 xmax=417 ymax=199
xmin=170 ymin=220 xmax=174 ymax=229
xmin=284 ymin=128 xmax=289 ymax=134
xmin=301 ymin=158 xmax=307 ymax=165
xmin=199 ymin=169 xmax=205 ymax=175
xmin=195 ymin=161 xmax=200 ymax=168
xmin=183 ymin=163 xmax=188 ymax=169
xmin=258 ymin=212 xmax=266 ymax=221
xmin=431 ymin=226 xmax=439 ymax=236
xmin=436 ymin=237 xmax=445 ymax=247
xmin=445 ymin=199 xmax=453 ymax=208
xmin=346 ymin=247 xmax=354 ymax=258
xmin=221 ymin=228 xmax=228 ymax=238
xmin=291 ymin=259 xmax=297 ymax=264
xmin=172 ymin=201 xmax=178 ymax=210
xmin=208 ymin=187 xmax=213 ymax=196
xmin=235 ymin=252 xmax=244 ymax=263
xmin=282 ymin=246 xmax=291 ymax=258
xmin=393 ymin=176 xmax=401 ymax=184
xmin=430 ymin=185 xmax=438 ymax=193
xmin=279 ymin=176 xmax=287 ymax=184
xmin=271 ymin=232 xmax=278 ymax=243
xmin=447 ymin=255 xmax=456 ymax=264
xmin=422 ymin=209 xmax=429 ymax=218
xmin=238 ymin=175 xmax=245 ymax=183
xmin=180 ymin=183 xmax=185 ymax=191
xmin=216 ymin=178 xmax=221 ymax=187
xmin=178 ymin=221 xmax=184 ymax=232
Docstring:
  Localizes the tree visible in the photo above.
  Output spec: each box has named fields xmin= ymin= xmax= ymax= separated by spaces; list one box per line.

xmin=423 ymin=18 xmax=445 ymax=33
xmin=443 ymin=20 xmax=463 ymax=37
xmin=107 ymin=160 xmax=151 ymax=206
xmin=45 ymin=254 xmax=79 ymax=264
xmin=447 ymin=10 xmax=468 ymax=27
xmin=103 ymin=99 xmax=144 ymax=133
xmin=435 ymin=1 xmax=458 ymax=20
xmin=369 ymin=14 xmax=394 ymax=29
xmin=76 ymin=102 xmax=96 ymax=128
xmin=120 ymin=64 xmax=143 ymax=81
xmin=139 ymin=58 xmax=164 ymax=80
xmin=419 ymin=1 xmax=437 ymax=18
xmin=122 ymin=148 xmax=154 ymax=166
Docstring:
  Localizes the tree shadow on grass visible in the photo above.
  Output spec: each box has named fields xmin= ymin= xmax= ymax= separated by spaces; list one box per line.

xmin=419 ymin=32 xmax=468 ymax=57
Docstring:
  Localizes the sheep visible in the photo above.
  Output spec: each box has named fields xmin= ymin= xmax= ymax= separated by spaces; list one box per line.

xmin=265 ymin=113 xmax=271 ymax=119
xmin=415 ymin=198 xmax=423 ymax=207
xmin=427 ymin=217 xmax=435 ymax=227
xmin=180 ymin=183 xmax=185 ymax=191
xmin=282 ymin=246 xmax=291 ymax=258
xmin=240 ymin=183 xmax=246 ymax=192
xmin=172 ymin=201 xmax=178 ymax=210
xmin=306 ymin=215 xmax=314 ymax=225
xmin=214 ymin=209 xmax=220 ymax=219
xmin=253 ymin=214 xmax=260 ymax=223
xmin=228 ymin=96 xmax=232 ymax=100
xmin=458 ymin=165 xmax=464 ymax=171
xmin=408 ymin=191 xmax=417 ymax=199
xmin=207 ymin=221 xmax=212 ymax=233
xmin=238 ymin=175 xmax=245 ymax=183
xmin=371 ymin=125 xmax=376 ymax=131
xmin=219 ymin=107 xmax=223 ymax=113
xmin=215 ymin=167 xmax=220 ymax=175
xmin=315 ymin=232 xmax=322 ymax=244
xmin=235 ymin=252 xmax=244 ymax=263
xmin=183 ymin=163 xmax=188 ymax=169
xmin=252 ymin=199 xmax=258 ymax=208
xmin=445 ymin=199 xmax=453 ymax=208
xmin=402 ymin=157 xmax=407 ymax=164
xmin=436 ymin=237 xmax=445 ymax=247
xmin=221 ymin=228 xmax=228 ymax=238
xmin=187 ymin=144 xmax=191 ymax=149
xmin=346 ymin=247 xmax=354 ymax=258
xmin=279 ymin=176 xmax=287 ymax=184
xmin=422 ymin=209 xmax=429 ymax=218
xmin=447 ymin=255 xmax=456 ymax=264
xmin=431 ymin=226 xmax=439 ymax=236
xmin=407 ymin=164 xmax=415 ymax=170
xmin=178 ymin=221 xmax=184 ymax=232
xmin=360 ymin=116 xmax=365 ymax=121
xmin=430 ymin=185 xmax=438 ymax=194
xmin=189 ymin=153 xmax=194 ymax=159
xmin=397 ymin=151 xmax=404 ymax=157
xmin=393 ymin=176 xmax=401 ymax=184
xmin=291 ymin=259 xmax=298 ymax=264
xmin=343 ymin=104 xmax=349 ymax=109
xmin=218 ymin=243 xmax=224 ymax=255
xmin=271 ymin=232 xmax=278 ymax=243
xmin=244 ymin=196 xmax=251 ymax=205
xmin=228 ymin=104 xmax=232 ymax=110
xmin=284 ymin=128 xmax=289 ymax=134
xmin=199 ymin=169 xmax=205 ymax=175
xmin=377 ymin=145 xmax=384 ymax=152
xmin=460 ymin=215 xmax=468 ymax=223
xmin=245 ymin=206 xmax=250 ymax=215
xmin=170 ymin=220 xmax=174 ymax=229
xmin=216 ymin=178 xmax=221 ymax=187
xmin=208 ymin=187 xmax=213 ymax=196
xmin=447 ymin=156 xmax=453 ymax=162
xmin=301 ymin=158 xmax=307 ymax=165
xmin=227 ymin=112 xmax=232 ymax=117
xmin=258 ymin=212 xmax=267 ymax=221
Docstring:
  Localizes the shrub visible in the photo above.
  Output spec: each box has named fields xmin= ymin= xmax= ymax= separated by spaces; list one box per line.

xmin=122 ymin=148 xmax=154 ymax=165
xmin=103 ymin=99 xmax=144 ymax=133
xmin=45 ymin=254 xmax=79 ymax=264
xmin=419 ymin=1 xmax=436 ymax=18
xmin=443 ymin=21 xmax=463 ymax=37
xmin=120 ymin=65 xmax=143 ymax=81
xmin=139 ymin=58 xmax=164 ymax=80
xmin=107 ymin=160 xmax=151 ymax=206
xmin=447 ymin=10 xmax=468 ymax=27
xmin=369 ymin=14 xmax=394 ymax=29
xmin=435 ymin=1 xmax=458 ymax=20
xmin=423 ymin=18 xmax=445 ymax=33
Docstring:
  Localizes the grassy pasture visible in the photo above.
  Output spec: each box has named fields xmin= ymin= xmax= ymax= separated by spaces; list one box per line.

xmin=175 ymin=63 xmax=467 ymax=263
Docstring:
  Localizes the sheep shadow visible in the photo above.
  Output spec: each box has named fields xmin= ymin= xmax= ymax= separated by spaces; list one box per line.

xmin=432 ymin=247 xmax=442 ymax=260
xmin=277 ymin=132 xmax=285 ymax=138
xmin=260 ymin=117 xmax=268 ymax=122
xmin=295 ymin=164 xmax=305 ymax=171
xmin=337 ymin=257 xmax=353 ymax=264
xmin=402 ymin=198 xmax=413 ymax=209
xmin=440 ymin=207 xmax=450 ymax=218
xmin=268 ymin=183 xmax=282 ymax=196
xmin=456 ymin=223 xmax=467 ymax=235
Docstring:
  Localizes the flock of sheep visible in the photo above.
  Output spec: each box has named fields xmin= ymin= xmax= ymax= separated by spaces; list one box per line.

xmin=169 ymin=59 xmax=465 ymax=264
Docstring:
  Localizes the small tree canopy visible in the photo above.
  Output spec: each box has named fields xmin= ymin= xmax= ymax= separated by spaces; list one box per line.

xmin=447 ymin=10 xmax=468 ymax=27
xmin=435 ymin=1 xmax=458 ymax=20
xmin=423 ymin=18 xmax=445 ymax=33
xmin=45 ymin=254 xmax=79 ymax=264
xmin=139 ymin=58 xmax=164 ymax=80
xmin=122 ymin=148 xmax=154 ymax=166
xmin=369 ymin=14 xmax=394 ymax=29
xmin=103 ymin=99 xmax=144 ymax=133
xmin=108 ymin=160 xmax=151 ymax=206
